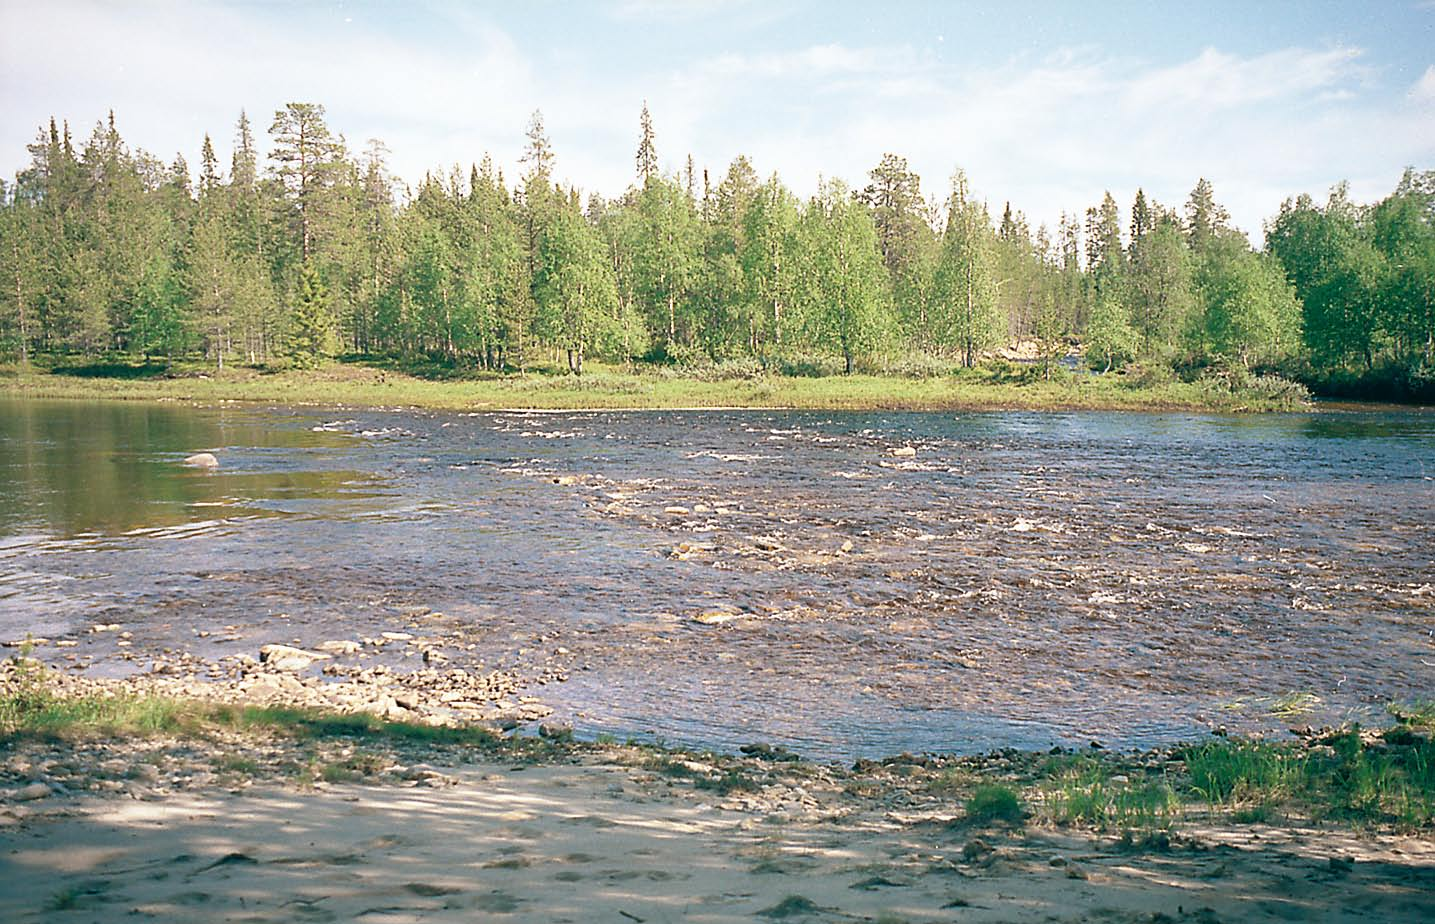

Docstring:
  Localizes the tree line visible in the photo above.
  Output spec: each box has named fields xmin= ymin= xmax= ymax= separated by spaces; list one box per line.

xmin=1 ymin=103 xmax=1431 ymax=396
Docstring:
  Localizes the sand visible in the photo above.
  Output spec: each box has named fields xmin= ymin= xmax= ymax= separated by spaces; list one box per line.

xmin=3 ymin=753 xmax=1433 ymax=923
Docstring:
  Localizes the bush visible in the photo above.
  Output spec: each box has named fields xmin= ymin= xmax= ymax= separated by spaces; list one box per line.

xmin=1197 ymin=364 xmax=1311 ymax=408
xmin=966 ymin=784 xmax=1025 ymax=824
xmin=884 ymin=354 xmax=958 ymax=379
xmin=1121 ymin=361 xmax=1175 ymax=389
xmin=1245 ymin=374 xmax=1312 ymax=406
xmin=775 ymin=353 xmax=843 ymax=378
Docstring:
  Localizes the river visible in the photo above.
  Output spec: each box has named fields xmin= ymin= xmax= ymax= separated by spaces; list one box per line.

xmin=2 ymin=397 xmax=1432 ymax=760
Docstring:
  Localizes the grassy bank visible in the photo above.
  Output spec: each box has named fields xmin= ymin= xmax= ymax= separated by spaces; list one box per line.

xmin=0 ymin=357 xmax=1311 ymax=412
xmin=5 ymin=664 xmax=1431 ymax=834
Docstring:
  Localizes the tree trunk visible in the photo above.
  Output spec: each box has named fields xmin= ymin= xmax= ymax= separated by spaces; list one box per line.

xmin=11 ymin=239 xmax=28 ymax=366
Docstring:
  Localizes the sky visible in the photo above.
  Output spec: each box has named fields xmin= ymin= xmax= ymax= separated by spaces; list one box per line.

xmin=2 ymin=0 xmax=1433 ymax=242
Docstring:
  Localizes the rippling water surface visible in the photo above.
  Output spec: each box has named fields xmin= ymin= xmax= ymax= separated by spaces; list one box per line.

xmin=2 ymin=397 xmax=1433 ymax=759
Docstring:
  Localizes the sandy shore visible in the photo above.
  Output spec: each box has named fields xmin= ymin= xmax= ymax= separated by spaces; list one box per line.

xmin=4 ymin=740 xmax=1434 ymax=924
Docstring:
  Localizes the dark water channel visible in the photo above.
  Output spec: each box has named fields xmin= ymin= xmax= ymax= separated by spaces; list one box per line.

xmin=2 ymin=397 xmax=1433 ymax=760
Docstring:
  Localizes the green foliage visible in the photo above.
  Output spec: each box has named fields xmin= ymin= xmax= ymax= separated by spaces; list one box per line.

xmin=799 ymin=180 xmax=893 ymax=373
xmin=1085 ymin=291 xmax=1140 ymax=372
xmin=1192 ymin=235 xmax=1303 ymax=369
xmin=965 ymin=784 xmax=1024 ymax=824
xmin=1185 ymin=740 xmax=1310 ymax=805
xmin=1035 ymin=754 xmax=1180 ymax=832
xmin=0 ymin=106 xmax=1430 ymax=402
xmin=535 ymin=204 xmax=622 ymax=373
xmin=931 ymin=171 xmax=1000 ymax=367
xmin=285 ymin=262 xmax=332 ymax=368
xmin=1389 ymin=700 xmax=1435 ymax=731
xmin=1185 ymin=733 xmax=1435 ymax=827
xmin=1127 ymin=221 xmax=1195 ymax=358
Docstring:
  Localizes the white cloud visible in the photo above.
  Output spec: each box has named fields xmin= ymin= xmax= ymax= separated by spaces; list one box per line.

xmin=605 ymin=0 xmax=772 ymax=22
xmin=700 ymin=43 xmax=925 ymax=79
xmin=0 ymin=0 xmax=542 ymax=191
xmin=1410 ymin=65 xmax=1435 ymax=101
xmin=1123 ymin=46 xmax=1364 ymax=112
xmin=2 ymin=3 xmax=1430 ymax=245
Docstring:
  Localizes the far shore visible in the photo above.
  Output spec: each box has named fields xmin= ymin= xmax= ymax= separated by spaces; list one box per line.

xmin=0 ymin=360 xmax=1329 ymax=414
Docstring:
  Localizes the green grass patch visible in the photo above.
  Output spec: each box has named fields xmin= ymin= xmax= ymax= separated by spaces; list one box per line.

xmin=1268 ymin=691 xmax=1322 ymax=717
xmin=965 ymin=784 xmax=1025 ymax=825
xmin=0 ymin=676 xmax=497 ymax=751
xmin=1388 ymin=700 xmax=1435 ymax=731
xmin=1184 ymin=733 xmax=1435 ymax=827
xmin=1036 ymin=755 xmax=1179 ymax=831
xmin=1185 ymin=739 xmax=1309 ymax=805
xmin=0 ymin=356 xmax=1305 ymax=413
xmin=694 ymin=769 xmax=762 ymax=795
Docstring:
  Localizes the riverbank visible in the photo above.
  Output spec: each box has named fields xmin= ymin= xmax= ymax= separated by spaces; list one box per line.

xmin=3 ymin=659 xmax=1433 ymax=922
xmin=0 ymin=361 xmax=1309 ymax=412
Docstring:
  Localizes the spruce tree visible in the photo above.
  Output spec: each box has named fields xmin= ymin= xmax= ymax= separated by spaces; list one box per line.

xmin=286 ymin=262 xmax=332 ymax=368
xmin=636 ymin=102 xmax=657 ymax=185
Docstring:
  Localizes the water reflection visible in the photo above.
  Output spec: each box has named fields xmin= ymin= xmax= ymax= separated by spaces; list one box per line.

xmin=0 ymin=399 xmax=375 ymax=533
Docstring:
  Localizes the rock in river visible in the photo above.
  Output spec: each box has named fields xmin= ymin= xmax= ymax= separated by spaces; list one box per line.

xmin=258 ymin=644 xmax=329 ymax=672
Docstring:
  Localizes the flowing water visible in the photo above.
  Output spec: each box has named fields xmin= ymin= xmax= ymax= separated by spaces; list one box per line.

xmin=2 ymin=397 xmax=1433 ymax=760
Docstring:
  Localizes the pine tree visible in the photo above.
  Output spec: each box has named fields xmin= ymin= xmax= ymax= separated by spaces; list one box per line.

xmin=859 ymin=154 xmax=936 ymax=346
xmin=1085 ymin=191 xmax=1124 ymax=297
xmin=188 ymin=206 xmax=234 ymax=367
xmin=1130 ymin=188 xmax=1154 ymax=246
xmin=269 ymin=103 xmax=339 ymax=261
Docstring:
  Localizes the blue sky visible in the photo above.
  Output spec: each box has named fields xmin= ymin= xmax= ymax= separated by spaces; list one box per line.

xmin=2 ymin=0 xmax=1433 ymax=240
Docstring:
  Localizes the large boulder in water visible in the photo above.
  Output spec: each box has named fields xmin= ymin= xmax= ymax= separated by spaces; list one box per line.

xmin=183 ymin=452 xmax=219 ymax=469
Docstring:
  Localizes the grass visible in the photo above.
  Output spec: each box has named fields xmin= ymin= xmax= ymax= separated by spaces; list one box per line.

xmin=1388 ymin=699 xmax=1435 ymax=731
xmin=1037 ymin=755 xmax=1179 ymax=831
xmin=1184 ymin=733 xmax=1435 ymax=827
xmin=1268 ymin=691 xmax=1322 ymax=717
xmin=965 ymin=785 xmax=1025 ymax=825
xmin=6 ymin=661 xmax=1431 ymax=833
xmin=0 ymin=670 xmax=497 ymax=751
xmin=1185 ymin=739 xmax=1310 ymax=806
xmin=0 ymin=355 xmax=1310 ymax=412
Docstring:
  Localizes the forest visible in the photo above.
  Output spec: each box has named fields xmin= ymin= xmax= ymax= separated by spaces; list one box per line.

xmin=0 ymin=103 xmax=1432 ymax=400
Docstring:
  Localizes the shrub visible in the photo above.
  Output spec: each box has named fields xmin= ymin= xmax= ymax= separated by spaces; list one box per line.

xmin=965 ymin=784 xmax=1025 ymax=824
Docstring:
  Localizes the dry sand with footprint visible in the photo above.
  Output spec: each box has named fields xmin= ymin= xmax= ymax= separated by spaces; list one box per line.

xmin=3 ymin=755 xmax=1433 ymax=923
